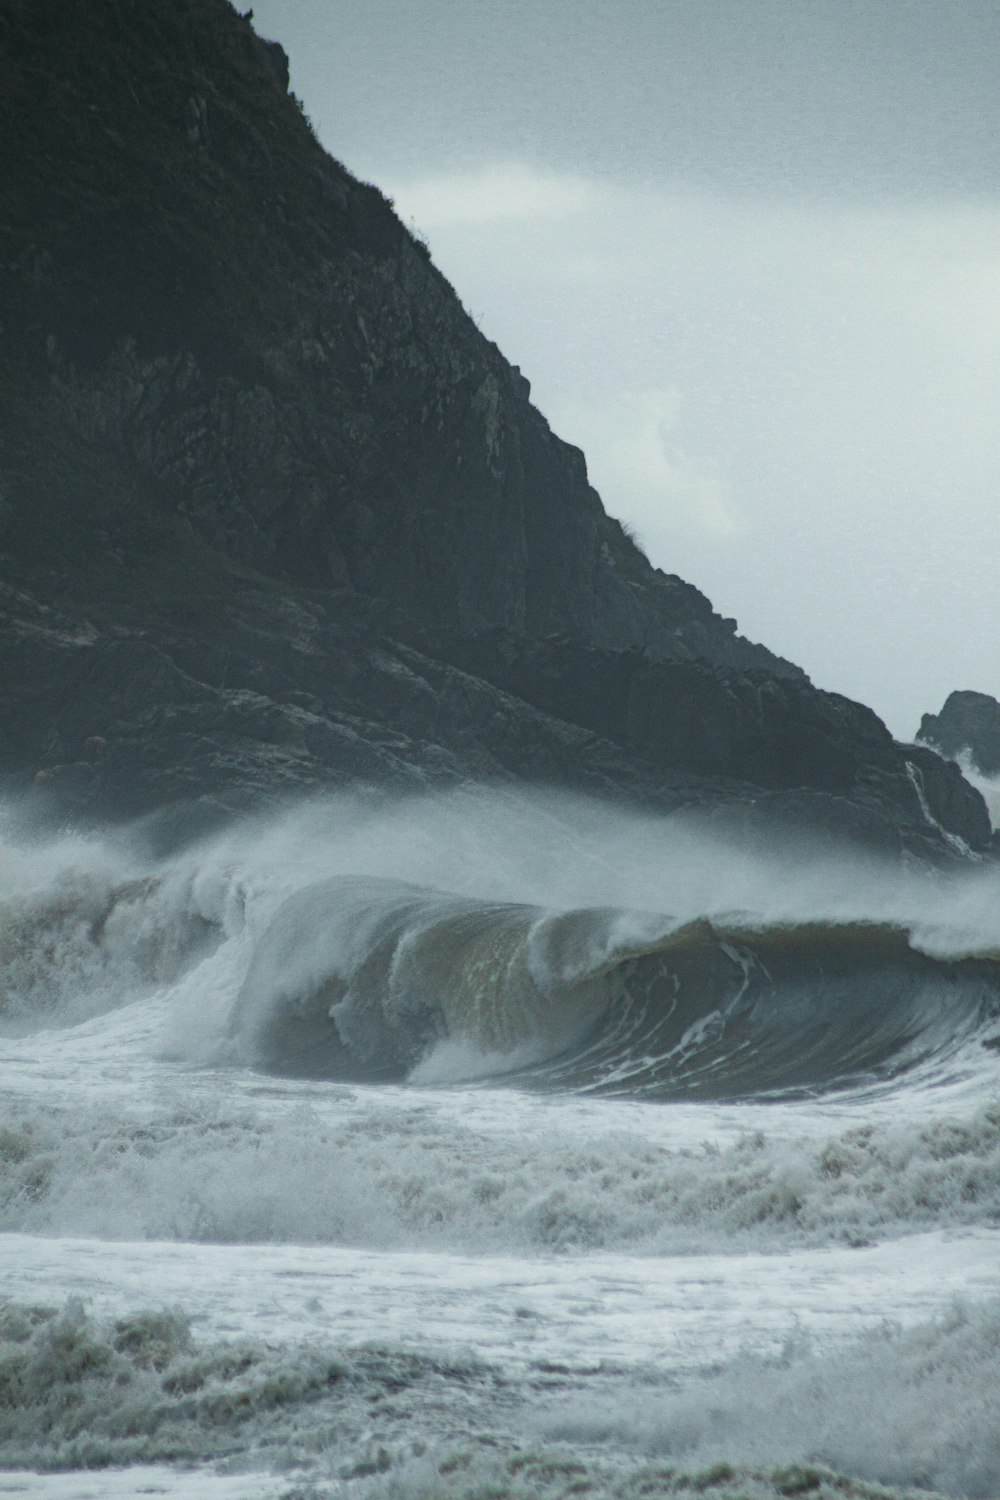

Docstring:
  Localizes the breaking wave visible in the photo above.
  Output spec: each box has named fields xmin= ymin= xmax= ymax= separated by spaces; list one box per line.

xmin=0 ymin=829 xmax=231 ymax=1033
xmin=5 ymin=789 xmax=1000 ymax=1102
xmin=230 ymin=876 xmax=1000 ymax=1100
xmin=6 ymin=790 xmax=1000 ymax=1496
xmin=5 ymin=1294 xmax=1000 ymax=1497
xmin=534 ymin=1294 xmax=1000 ymax=1499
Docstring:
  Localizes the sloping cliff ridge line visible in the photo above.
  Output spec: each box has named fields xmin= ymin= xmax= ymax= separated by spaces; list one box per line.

xmin=0 ymin=0 xmax=989 ymax=857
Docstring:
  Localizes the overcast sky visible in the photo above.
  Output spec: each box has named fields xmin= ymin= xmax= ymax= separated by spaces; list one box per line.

xmin=252 ymin=0 xmax=1000 ymax=739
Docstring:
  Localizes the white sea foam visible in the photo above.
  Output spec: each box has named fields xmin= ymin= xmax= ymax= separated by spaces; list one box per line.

xmin=4 ymin=1089 xmax=1000 ymax=1254
xmin=4 ymin=786 xmax=1000 ymax=1494
xmin=536 ymin=1296 xmax=1000 ymax=1498
xmin=0 ymin=1297 xmax=490 ymax=1477
xmin=0 ymin=1469 xmax=292 ymax=1499
xmin=3 ymin=1290 xmax=1000 ymax=1497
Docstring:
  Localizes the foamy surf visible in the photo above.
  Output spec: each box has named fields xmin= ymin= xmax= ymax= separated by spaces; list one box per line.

xmin=4 ymin=787 xmax=1000 ymax=1496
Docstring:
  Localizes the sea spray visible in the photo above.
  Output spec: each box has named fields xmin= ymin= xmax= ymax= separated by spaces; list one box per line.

xmin=5 ymin=1093 xmax=1000 ymax=1253
xmin=5 ymin=786 xmax=1000 ymax=1494
xmin=4 ymin=1294 xmax=1000 ymax=1496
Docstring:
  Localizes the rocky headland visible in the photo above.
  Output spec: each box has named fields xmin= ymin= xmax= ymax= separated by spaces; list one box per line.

xmin=0 ymin=0 xmax=990 ymax=860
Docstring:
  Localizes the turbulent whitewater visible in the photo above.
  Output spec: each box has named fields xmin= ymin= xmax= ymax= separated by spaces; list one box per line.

xmin=230 ymin=875 xmax=1000 ymax=1098
xmin=4 ymin=786 xmax=1000 ymax=1498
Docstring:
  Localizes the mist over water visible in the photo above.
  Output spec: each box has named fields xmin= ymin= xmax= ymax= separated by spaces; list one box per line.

xmin=4 ymin=786 xmax=1000 ymax=1496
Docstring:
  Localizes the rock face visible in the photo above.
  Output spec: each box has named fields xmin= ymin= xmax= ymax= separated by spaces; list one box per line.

xmin=3 ymin=0 xmax=781 ymax=666
xmin=919 ymin=692 xmax=1000 ymax=778
xmin=0 ymin=0 xmax=992 ymax=860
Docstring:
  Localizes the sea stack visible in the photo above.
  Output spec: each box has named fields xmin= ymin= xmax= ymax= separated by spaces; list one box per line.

xmin=918 ymin=691 xmax=1000 ymax=779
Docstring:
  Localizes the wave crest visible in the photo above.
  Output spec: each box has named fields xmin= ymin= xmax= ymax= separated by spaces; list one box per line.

xmin=230 ymin=878 xmax=1000 ymax=1099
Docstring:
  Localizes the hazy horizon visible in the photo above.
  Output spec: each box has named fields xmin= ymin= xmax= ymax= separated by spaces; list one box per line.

xmin=252 ymin=0 xmax=1000 ymax=740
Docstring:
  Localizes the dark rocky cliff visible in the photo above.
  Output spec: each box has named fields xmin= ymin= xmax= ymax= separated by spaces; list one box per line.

xmin=0 ymin=0 xmax=990 ymax=859
xmin=919 ymin=692 xmax=1000 ymax=778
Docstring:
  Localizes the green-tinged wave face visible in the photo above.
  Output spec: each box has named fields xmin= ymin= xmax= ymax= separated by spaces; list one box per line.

xmin=230 ymin=878 xmax=1000 ymax=1099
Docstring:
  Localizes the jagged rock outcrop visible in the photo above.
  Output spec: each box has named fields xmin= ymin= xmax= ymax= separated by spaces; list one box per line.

xmin=919 ymin=691 xmax=1000 ymax=778
xmin=0 ymin=0 xmax=992 ymax=861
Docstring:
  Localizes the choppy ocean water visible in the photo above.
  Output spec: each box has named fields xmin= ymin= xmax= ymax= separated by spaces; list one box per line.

xmin=3 ymin=786 xmax=1000 ymax=1499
